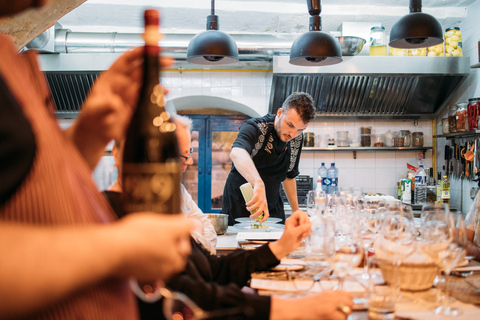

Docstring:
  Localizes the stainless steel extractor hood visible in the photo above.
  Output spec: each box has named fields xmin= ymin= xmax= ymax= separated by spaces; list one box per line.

xmin=269 ymin=55 xmax=470 ymax=119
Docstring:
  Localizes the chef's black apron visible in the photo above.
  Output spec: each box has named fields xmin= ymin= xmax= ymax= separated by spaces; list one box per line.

xmin=222 ymin=114 xmax=302 ymax=225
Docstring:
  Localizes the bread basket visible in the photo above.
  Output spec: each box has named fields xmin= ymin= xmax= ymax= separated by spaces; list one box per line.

xmin=374 ymin=241 xmax=438 ymax=291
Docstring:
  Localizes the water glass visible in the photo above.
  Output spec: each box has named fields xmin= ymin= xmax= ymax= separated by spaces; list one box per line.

xmin=368 ymin=291 xmax=396 ymax=320
xmin=306 ymin=190 xmax=326 ymax=216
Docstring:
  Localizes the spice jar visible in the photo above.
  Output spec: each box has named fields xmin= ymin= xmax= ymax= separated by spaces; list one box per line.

xmin=448 ymin=105 xmax=457 ymax=133
xmin=369 ymin=26 xmax=387 ymax=56
xmin=412 ymin=132 xmax=424 ymax=147
xmin=400 ymin=130 xmax=411 ymax=147
xmin=408 ymin=48 xmax=426 ymax=56
xmin=441 ymin=118 xmax=449 ymax=134
xmin=445 ymin=27 xmax=463 ymax=57
xmin=468 ymin=98 xmax=480 ymax=131
xmin=427 ymin=43 xmax=444 ymax=57
xmin=303 ymin=132 xmax=315 ymax=147
xmin=393 ymin=131 xmax=404 ymax=147
xmin=456 ymin=102 xmax=467 ymax=132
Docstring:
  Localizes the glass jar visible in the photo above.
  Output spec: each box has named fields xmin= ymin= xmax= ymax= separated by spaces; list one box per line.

xmin=427 ymin=43 xmax=444 ymax=57
xmin=408 ymin=48 xmax=426 ymax=56
xmin=390 ymin=47 xmax=407 ymax=56
xmin=468 ymin=98 xmax=480 ymax=131
xmin=412 ymin=132 xmax=424 ymax=147
xmin=441 ymin=118 xmax=449 ymax=134
xmin=448 ymin=105 xmax=457 ymax=133
xmin=456 ymin=102 xmax=467 ymax=132
xmin=445 ymin=27 xmax=463 ymax=57
xmin=369 ymin=26 xmax=387 ymax=56
xmin=393 ymin=131 xmax=404 ymax=147
xmin=400 ymin=130 xmax=411 ymax=147
xmin=303 ymin=132 xmax=315 ymax=147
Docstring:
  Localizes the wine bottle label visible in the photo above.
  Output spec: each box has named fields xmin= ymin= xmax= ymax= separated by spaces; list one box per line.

xmin=122 ymin=162 xmax=181 ymax=214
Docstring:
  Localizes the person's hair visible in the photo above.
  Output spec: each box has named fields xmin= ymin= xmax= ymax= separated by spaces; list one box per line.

xmin=172 ymin=114 xmax=192 ymax=132
xmin=281 ymin=92 xmax=315 ymax=123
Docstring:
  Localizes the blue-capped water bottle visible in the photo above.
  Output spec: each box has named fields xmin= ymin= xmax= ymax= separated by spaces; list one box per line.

xmin=326 ymin=163 xmax=339 ymax=194
xmin=317 ymin=162 xmax=328 ymax=192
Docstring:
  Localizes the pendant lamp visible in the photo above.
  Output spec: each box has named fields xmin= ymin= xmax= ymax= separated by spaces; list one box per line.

xmin=289 ymin=0 xmax=342 ymax=66
xmin=389 ymin=0 xmax=443 ymax=49
xmin=186 ymin=0 xmax=239 ymax=65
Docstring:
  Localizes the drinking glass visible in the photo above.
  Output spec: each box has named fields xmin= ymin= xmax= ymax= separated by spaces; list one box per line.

xmin=306 ymin=190 xmax=327 ymax=216
xmin=376 ymin=202 xmax=416 ymax=301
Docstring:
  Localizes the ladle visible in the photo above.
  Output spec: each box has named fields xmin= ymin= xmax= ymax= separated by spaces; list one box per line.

xmin=464 ymin=144 xmax=475 ymax=162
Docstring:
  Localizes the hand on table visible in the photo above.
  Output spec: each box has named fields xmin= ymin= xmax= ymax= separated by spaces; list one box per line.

xmin=269 ymin=210 xmax=311 ymax=260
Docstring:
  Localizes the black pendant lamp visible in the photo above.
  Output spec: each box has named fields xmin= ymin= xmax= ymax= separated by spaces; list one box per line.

xmin=186 ymin=0 xmax=239 ymax=65
xmin=389 ymin=0 xmax=443 ymax=49
xmin=289 ymin=0 xmax=342 ymax=66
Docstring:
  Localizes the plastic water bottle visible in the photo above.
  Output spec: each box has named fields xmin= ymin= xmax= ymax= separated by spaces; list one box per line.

xmin=317 ymin=163 xmax=328 ymax=192
xmin=326 ymin=163 xmax=339 ymax=194
xmin=414 ymin=164 xmax=427 ymax=204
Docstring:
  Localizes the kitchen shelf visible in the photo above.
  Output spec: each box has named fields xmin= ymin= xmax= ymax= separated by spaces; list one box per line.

xmin=433 ymin=131 xmax=480 ymax=139
xmin=302 ymin=146 xmax=432 ymax=159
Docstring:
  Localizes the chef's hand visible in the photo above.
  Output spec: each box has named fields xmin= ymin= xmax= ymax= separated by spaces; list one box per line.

xmin=66 ymin=47 xmax=174 ymax=170
xmin=114 ymin=213 xmax=192 ymax=282
xmin=269 ymin=210 xmax=310 ymax=260
xmin=247 ymin=180 xmax=269 ymax=222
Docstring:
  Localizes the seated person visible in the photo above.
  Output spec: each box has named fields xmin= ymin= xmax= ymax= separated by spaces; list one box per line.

xmin=465 ymin=191 xmax=480 ymax=261
xmin=108 ymin=114 xmax=353 ymax=320
xmin=106 ymin=115 xmax=217 ymax=253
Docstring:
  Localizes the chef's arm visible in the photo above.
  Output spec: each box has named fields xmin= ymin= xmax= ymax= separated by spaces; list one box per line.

xmin=282 ymin=178 xmax=299 ymax=212
xmin=230 ymin=147 xmax=269 ymax=220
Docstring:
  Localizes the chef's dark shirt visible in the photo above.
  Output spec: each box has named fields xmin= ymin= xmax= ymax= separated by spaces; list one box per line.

xmin=222 ymin=114 xmax=303 ymax=225
xmin=0 ymin=75 xmax=36 ymax=208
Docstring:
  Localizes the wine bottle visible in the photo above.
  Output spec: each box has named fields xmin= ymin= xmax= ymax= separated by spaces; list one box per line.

xmin=122 ymin=9 xmax=181 ymax=215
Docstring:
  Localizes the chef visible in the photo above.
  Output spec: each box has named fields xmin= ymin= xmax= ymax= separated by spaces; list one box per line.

xmin=222 ymin=92 xmax=315 ymax=225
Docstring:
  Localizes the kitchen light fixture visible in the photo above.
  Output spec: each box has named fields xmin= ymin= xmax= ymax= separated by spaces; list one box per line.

xmin=289 ymin=0 xmax=342 ymax=66
xmin=389 ymin=0 xmax=443 ymax=49
xmin=186 ymin=0 xmax=238 ymax=65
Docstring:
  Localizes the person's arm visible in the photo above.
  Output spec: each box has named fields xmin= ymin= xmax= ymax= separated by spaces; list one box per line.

xmin=0 ymin=214 xmax=192 ymax=319
xmin=65 ymin=48 xmax=173 ymax=170
xmin=230 ymin=147 xmax=269 ymax=221
xmin=282 ymin=177 xmax=299 ymax=212
xmin=182 ymin=185 xmax=217 ymax=248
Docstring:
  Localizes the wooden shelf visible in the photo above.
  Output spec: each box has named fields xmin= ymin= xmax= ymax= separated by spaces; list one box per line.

xmin=433 ymin=131 xmax=480 ymax=139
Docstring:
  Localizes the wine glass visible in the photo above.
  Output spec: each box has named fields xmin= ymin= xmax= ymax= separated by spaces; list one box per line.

xmin=306 ymin=190 xmax=327 ymax=216
xmin=323 ymin=217 xmax=363 ymax=291
xmin=376 ymin=202 xmax=416 ymax=301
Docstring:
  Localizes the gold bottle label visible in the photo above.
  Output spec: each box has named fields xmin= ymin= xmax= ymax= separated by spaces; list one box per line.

xmin=122 ymin=162 xmax=181 ymax=214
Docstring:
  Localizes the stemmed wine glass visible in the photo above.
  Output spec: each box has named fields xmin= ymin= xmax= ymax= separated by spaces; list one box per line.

xmin=422 ymin=206 xmax=467 ymax=316
xmin=376 ymin=202 xmax=416 ymax=301
xmin=306 ymin=190 xmax=327 ymax=216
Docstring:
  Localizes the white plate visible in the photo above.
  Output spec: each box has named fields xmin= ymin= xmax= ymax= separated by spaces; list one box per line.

xmin=235 ymin=217 xmax=282 ymax=223
xmin=234 ymin=223 xmax=285 ymax=230
xmin=271 ymin=259 xmax=306 ymax=271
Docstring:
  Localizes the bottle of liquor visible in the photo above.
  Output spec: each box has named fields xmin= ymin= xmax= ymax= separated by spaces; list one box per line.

xmin=396 ymin=174 xmax=404 ymax=200
xmin=436 ymin=172 xmax=442 ymax=202
xmin=440 ymin=175 xmax=450 ymax=204
xmin=122 ymin=9 xmax=181 ymax=215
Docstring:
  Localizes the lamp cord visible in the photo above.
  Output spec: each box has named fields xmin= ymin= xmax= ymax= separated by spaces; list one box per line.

xmin=211 ymin=0 xmax=215 ymax=16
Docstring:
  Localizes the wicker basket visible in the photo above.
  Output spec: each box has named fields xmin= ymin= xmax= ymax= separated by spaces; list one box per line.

xmin=377 ymin=259 xmax=438 ymax=291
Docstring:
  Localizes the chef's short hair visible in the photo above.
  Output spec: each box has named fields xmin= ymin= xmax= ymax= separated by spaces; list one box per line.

xmin=281 ymin=92 xmax=315 ymax=123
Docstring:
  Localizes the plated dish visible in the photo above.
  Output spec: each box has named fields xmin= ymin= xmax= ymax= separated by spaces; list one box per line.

xmin=235 ymin=217 xmax=282 ymax=224
xmin=234 ymin=222 xmax=285 ymax=230
xmin=270 ymin=259 xmax=306 ymax=271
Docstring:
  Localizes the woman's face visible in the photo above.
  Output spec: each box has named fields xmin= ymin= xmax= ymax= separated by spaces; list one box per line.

xmin=0 ymin=0 xmax=51 ymax=17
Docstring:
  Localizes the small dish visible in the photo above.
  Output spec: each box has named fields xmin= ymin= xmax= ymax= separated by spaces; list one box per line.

xmin=270 ymin=259 xmax=306 ymax=271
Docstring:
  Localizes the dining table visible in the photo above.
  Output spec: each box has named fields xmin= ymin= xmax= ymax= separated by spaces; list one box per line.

xmin=215 ymin=225 xmax=480 ymax=320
